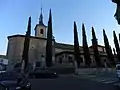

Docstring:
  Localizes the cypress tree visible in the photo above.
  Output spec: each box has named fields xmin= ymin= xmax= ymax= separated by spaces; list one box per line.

xmin=92 ymin=27 xmax=102 ymax=67
xmin=22 ymin=17 xmax=31 ymax=71
xmin=103 ymin=29 xmax=115 ymax=67
xmin=113 ymin=31 xmax=120 ymax=62
xmin=119 ymin=33 xmax=120 ymax=42
xmin=113 ymin=48 xmax=116 ymax=55
xmin=74 ymin=21 xmax=81 ymax=67
xmin=82 ymin=23 xmax=91 ymax=68
xmin=113 ymin=48 xmax=117 ymax=63
xmin=46 ymin=9 xmax=53 ymax=67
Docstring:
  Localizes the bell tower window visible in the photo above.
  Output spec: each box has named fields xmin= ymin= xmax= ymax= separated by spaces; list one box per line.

xmin=34 ymin=8 xmax=47 ymax=38
xmin=40 ymin=29 xmax=43 ymax=34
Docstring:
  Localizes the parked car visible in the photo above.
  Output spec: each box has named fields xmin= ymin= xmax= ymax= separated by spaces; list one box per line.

xmin=116 ymin=64 xmax=120 ymax=80
xmin=29 ymin=68 xmax=58 ymax=78
xmin=0 ymin=79 xmax=31 ymax=90
xmin=0 ymin=71 xmax=31 ymax=90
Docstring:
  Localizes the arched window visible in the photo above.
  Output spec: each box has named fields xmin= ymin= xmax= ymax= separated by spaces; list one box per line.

xmin=80 ymin=57 xmax=83 ymax=63
xmin=68 ymin=56 xmax=73 ymax=63
xmin=36 ymin=62 xmax=41 ymax=67
xmin=40 ymin=29 xmax=43 ymax=34
xmin=59 ymin=57 xmax=62 ymax=64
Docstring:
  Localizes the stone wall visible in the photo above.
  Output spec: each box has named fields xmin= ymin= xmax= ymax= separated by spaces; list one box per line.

xmin=7 ymin=35 xmax=55 ymax=70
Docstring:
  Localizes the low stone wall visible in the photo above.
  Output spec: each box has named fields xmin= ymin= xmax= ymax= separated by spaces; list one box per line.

xmin=48 ymin=65 xmax=75 ymax=74
xmin=77 ymin=68 xmax=116 ymax=75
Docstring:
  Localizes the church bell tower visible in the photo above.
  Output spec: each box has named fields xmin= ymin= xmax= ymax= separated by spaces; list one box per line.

xmin=34 ymin=8 xmax=47 ymax=38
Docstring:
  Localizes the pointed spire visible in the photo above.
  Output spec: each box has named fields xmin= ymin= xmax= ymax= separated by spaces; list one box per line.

xmin=39 ymin=7 xmax=43 ymax=24
xmin=49 ymin=9 xmax=52 ymax=22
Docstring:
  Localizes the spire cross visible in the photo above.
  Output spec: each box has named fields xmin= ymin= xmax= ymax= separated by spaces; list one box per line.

xmin=39 ymin=6 xmax=43 ymax=24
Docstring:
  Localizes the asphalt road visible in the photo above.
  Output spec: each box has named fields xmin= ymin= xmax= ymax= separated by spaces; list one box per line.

xmin=31 ymin=75 xmax=120 ymax=90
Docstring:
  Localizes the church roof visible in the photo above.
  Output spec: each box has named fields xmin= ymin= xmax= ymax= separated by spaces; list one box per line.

xmin=55 ymin=50 xmax=107 ymax=57
xmin=89 ymin=45 xmax=105 ymax=48
xmin=55 ymin=51 xmax=74 ymax=57
xmin=7 ymin=34 xmax=55 ymax=41
xmin=0 ymin=55 xmax=7 ymax=59
xmin=34 ymin=24 xmax=47 ymax=30
xmin=55 ymin=42 xmax=82 ymax=50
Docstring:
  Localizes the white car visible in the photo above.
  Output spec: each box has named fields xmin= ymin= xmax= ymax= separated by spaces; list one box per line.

xmin=116 ymin=64 xmax=120 ymax=80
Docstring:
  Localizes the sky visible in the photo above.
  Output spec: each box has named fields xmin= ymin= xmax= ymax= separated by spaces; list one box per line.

xmin=0 ymin=0 xmax=120 ymax=55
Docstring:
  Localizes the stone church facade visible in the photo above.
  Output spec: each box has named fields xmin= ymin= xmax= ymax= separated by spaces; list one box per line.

xmin=6 ymin=9 xmax=108 ymax=70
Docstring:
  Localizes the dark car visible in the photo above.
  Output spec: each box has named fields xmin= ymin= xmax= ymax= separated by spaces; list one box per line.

xmin=0 ymin=80 xmax=31 ymax=90
xmin=29 ymin=69 xmax=58 ymax=78
xmin=0 ymin=71 xmax=31 ymax=90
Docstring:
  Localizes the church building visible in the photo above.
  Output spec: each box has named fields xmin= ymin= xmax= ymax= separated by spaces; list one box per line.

xmin=6 ymin=9 xmax=108 ymax=70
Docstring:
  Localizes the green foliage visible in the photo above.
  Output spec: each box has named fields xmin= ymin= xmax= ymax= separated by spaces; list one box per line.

xmin=22 ymin=17 xmax=31 ymax=71
xmin=92 ymin=27 xmax=102 ymax=67
xmin=103 ymin=29 xmax=115 ymax=67
xmin=46 ymin=9 xmax=53 ymax=67
xmin=74 ymin=21 xmax=81 ymax=67
xmin=113 ymin=31 xmax=120 ymax=62
xmin=82 ymin=24 xmax=91 ymax=68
